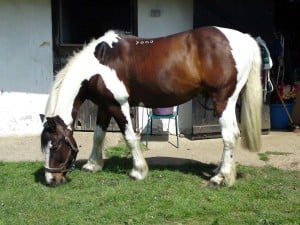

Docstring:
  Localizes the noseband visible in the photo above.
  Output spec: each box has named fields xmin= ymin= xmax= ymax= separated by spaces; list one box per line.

xmin=44 ymin=137 xmax=79 ymax=173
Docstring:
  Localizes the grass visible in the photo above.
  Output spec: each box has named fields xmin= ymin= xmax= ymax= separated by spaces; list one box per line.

xmin=0 ymin=145 xmax=299 ymax=225
xmin=258 ymin=151 xmax=293 ymax=162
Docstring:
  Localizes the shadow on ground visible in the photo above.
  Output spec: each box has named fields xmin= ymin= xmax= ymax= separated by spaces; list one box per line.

xmin=77 ymin=157 xmax=217 ymax=181
xmin=33 ymin=167 xmax=46 ymax=185
xmin=34 ymin=157 xmax=218 ymax=186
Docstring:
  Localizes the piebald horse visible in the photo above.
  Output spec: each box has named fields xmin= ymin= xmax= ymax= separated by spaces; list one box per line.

xmin=41 ymin=26 xmax=262 ymax=186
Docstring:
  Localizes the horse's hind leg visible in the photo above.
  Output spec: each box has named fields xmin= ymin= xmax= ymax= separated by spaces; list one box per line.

xmin=209 ymin=97 xmax=240 ymax=187
xmin=82 ymin=108 xmax=111 ymax=172
xmin=112 ymin=102 xmax=149 ymax=180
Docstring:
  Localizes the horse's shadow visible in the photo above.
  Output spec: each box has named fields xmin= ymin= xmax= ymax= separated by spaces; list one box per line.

xmin=146 ymin=157 xmax=217 ymax=180
xmin=33 ymin=167 xmax=47 ymax=185
xmin=34 ymin=157 xmax=217 ymax=185
xmin=77 ymin=157 xmax=217 ymax=181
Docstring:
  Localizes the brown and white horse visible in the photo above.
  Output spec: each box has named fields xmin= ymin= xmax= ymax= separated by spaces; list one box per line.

xmin=41 ymin=26 xmax=262 ymax=186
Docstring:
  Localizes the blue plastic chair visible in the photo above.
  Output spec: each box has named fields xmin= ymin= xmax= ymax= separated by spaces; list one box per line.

xmin=146 ymin=106 xmax=179 ymax=148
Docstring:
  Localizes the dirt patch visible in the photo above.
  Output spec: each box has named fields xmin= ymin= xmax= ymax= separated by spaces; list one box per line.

xmin=0 ymin=131 xmax=299 ymax=171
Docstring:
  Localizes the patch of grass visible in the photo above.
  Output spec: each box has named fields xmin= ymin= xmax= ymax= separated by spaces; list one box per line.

xmin=0 ymin=146 xmax=299 ymax=225
xmin=105 ymin=142 xmax=146 ymax=158
xmin=258 ymin=153 xmax=269 ymax=161
xmin=105 ymin=144 xmax=130 ymax=158
xmin=265 ymin=151 xmax=292 ymax=156
xmin=258 ymin=151 xmax=293 ymax=162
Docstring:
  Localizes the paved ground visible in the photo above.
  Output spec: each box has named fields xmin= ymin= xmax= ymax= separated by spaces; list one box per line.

xmin=0 ymin=131 xmax=299 ymax=171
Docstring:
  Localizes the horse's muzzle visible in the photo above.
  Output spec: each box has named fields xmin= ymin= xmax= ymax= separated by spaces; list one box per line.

xmin=45 ymin=172 xmax=67 ymax=186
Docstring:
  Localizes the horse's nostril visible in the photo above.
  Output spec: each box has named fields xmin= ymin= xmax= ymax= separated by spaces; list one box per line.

xmin=60 ymin=177 xmax=67 ymax=185
xmin=50 ymin=178 xmax=57 ymax=186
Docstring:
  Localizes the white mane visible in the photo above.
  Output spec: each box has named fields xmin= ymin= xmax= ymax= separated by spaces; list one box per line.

xmin=44 ymin=30 xmax=121 ymax=126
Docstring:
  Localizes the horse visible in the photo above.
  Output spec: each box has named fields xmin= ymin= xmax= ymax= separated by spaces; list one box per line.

xmin=41 ymin=26 xmax=262 ymax=187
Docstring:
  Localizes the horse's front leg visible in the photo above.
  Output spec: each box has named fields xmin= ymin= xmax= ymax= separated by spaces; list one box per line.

xmin=82 ymin=108 xmax=111 ymax=172
xmin=118 ymin=103 xmax=149 ymax=180
xmin=209 ymin=99 xmax=239 ymax=187
xmin=125 ymin=123 xmax=149 ymax=180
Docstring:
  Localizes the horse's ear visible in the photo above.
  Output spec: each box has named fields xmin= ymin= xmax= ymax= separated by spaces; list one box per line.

xmin=39 ymin=114 xmax=45 ymax=122
xmin=46 ymin=117 xmax=57 ymax=131
xmin=94 ymin=42 xmax=110 ymax=64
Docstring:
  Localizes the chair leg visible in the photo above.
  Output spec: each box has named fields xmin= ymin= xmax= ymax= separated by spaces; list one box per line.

xmin=175 ymin=116 xmax=179 ymax=148
xmin=146 ymin=118 xmax=150 ymax=147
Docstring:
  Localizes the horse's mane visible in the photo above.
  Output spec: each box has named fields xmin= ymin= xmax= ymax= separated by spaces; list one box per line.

xmin=44 ymin=50 xmax=80 ymax=118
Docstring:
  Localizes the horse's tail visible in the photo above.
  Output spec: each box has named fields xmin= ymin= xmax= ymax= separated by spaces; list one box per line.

xmin=241 ymin=39 xmax=262 ymax=152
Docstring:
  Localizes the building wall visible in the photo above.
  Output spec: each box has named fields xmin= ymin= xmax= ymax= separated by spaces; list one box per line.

xmin=0 ymin=0 xmax=52 ymax=136
xmin=0 ymin=0 xmax=53 ymax=94
xmin=138 ymin=0 xmax=193 ymax=38
xmin=137 ymin=0 xmax=193 ymax=134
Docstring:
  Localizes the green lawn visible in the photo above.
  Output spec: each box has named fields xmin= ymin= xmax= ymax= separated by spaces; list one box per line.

xmin=0 ymin=146 xmax=299 ymax=225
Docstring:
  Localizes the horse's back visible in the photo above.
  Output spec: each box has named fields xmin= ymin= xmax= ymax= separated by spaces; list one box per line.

xmin=95 ymin=27 xmax=258 ymax=107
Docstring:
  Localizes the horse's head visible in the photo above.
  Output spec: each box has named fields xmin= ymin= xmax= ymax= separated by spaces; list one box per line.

xmin=41 ymin=116 xmax=78 ymax=186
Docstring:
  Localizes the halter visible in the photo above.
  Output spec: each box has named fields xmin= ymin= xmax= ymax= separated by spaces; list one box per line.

xmin=44 ymin=137 xmax=79 ymax=173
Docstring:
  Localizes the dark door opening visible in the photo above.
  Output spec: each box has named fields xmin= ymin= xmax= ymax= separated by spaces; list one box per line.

xmin=57 ymin=0 xmax=136 ymax=45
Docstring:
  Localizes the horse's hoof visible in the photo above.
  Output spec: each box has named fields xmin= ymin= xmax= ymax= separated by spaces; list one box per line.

xmin=129 ymin=170 xmax=146 ymax=180
xmin=82 ymin=161 xmax=103 ymax=173
xmin=207 ymin=180 xmax=223 ymax=188
xmin=81 ymin=167 xmax=93 ymax=173
xmin=129 ymin=166 xmax=148 ymax=180
xmin=208 ymin=172 xmax=235 ymax=187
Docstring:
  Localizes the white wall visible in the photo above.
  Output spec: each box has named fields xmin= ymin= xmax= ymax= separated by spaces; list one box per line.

xmin=138 ymin=0 xmax=193 ymax=38
xmin=0 ymin=0 xmax=53 ymax=136
xmin=0 ymin=92 xmax=48 ymax=136
xmin=137 ymin=0 xmax=193 ymax=134
xmin=0 ymin=0 xmax=53 ymax=93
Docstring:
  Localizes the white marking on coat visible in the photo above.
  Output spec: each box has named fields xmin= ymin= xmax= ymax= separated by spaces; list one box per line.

xmin=215 ymin=26 xmax=258 ymax=132
xmin=43 ymin=141 xmax=54 ymax=184
xmin=215 ymin=27 xmax=254 ymax=83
